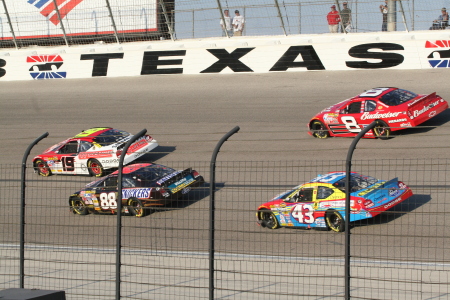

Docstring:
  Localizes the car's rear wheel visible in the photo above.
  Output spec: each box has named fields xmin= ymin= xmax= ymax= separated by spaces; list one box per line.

xmin=34 ymin=159 xmax=52 ymax=177
xmin=373 ymin=120 xmax=390 ymax=140
xmin=88 ymin=159 xmax=104 ymax=177
xmin=258 ymin=209 xmax=280 ymax=229
xmin=311 ymin=120 xmax=330 ymax=138
xmin=70 ymin=197 xmax=88 ymax=215
xmin=326 ymin=210 xmax=345 ymax=232
xmin=128 ymin=198 xmax=147 ymax=217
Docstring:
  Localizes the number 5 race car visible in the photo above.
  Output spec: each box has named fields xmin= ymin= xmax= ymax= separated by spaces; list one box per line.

xmin=308 ymin=87 xmax=448 ymax=139
xmin=256 ymin=172 xmax=413 ymax=232
xmin=33 ymin=127 xmax=158 ymax=177
xmin=69 ymin=163 xmax=204 ymax=217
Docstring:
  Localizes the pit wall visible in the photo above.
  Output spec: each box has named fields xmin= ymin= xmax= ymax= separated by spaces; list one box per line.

xmin=1 ymin=31 xmax=449 ymax=81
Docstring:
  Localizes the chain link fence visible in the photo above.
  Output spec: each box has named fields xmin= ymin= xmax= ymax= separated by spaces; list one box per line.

xmin=1 ymin=154 xmax=449 ymax=299
xmin=0 ymin=0 xmax=448 ymax=49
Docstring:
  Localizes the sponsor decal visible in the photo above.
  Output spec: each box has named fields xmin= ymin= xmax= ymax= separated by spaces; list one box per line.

xmin=412 ymin=100 xmax=441 ymax=118
xmin=127 ymin=137 xmax=148 ymax=154
xmin=358 ymin=181 xmax=385 ymax=196
xmin=156 ymin=171 xmax=182 ymax=185
xmin=389 ymin=188 xmax=401 ymax=198
xmin=400 ymin=122 xmax=412 ymax=127
xmin=426 ymin=40 xmax=450 ymax=68
xmin=122 ymin=188 xmax=151 ymax=199
xmin=388 ymin=118 xmax=407 ymax=123
xmin=27 ymin=55 xmax=67 ymax=79
xmin=429 ymin=110 xmax=437 ymax=118
xmin=79 ymin=150 xmax=113 ymax=159
xmin=384 ymin=196 xmax=403 ymax=209
xmin=314 ymin=218 xmax=326 ymax=227
xmin=28 ymin=0 xmax=84 ymax=26
xmin=171 ymin=178 xmax=195 ymax=193
xmin=361 ymin=112 xmax=402 ymax=120
xmin=323 ymin=113 xmax=339 ymax=124
xmin=100 ymin=159 xmax=119 ymax=164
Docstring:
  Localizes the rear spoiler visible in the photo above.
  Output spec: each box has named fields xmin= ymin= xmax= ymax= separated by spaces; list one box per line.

xmin=407 ymin=92 xmax=438 ymax=112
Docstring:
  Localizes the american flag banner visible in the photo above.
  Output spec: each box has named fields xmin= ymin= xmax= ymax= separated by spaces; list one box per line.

xmin=27 ymin=0 xmax=85 ymax=25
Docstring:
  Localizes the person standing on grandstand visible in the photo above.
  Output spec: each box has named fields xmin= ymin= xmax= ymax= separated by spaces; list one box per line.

xmin=380 ymin=1 xmax=388 ymax=31
xmin=232 ymin=10 xmax=245 ymax=36
xmin=220 ymin=9 xmax=233 ymax=37
xmin=340 ymin=2 xmax=352 ymax=33
xmin=327 ymin=5 xmax=340 ymax=33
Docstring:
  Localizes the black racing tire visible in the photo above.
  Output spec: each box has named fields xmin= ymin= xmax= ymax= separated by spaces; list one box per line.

xmin=127 ymin=198 xmax=147 ymax=218
xmin=34 ymin=159 xmax=52 ymax=177
xmin=70 ymin=196 xmax=88 ymax=215
xmin=326 ymin=210 xmax=345 ymax=232
xmin=258 ymin=209 xmax=280 ymax=229
xmin=87 ymin=159 xmax=104 ymax=177
xmin=310 ymin=120 xmax=330 ymax=139
xmin=373 ymin=120 xmax=391 ymax=140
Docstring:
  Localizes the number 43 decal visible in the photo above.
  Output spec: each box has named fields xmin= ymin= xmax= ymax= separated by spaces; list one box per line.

xmin=291 ymin=204 xmax=315 ymax=224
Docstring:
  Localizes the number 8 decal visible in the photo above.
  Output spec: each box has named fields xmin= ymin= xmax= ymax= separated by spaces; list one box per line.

xmin=341 ymin=116 xmax=361 ymax=133
xmin=100 ymin=192 xmax=117 ymax=209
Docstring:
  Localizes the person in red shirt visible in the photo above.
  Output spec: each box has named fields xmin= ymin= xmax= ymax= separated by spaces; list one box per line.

xmin=327 ymin=5 xmax=340 ymax=33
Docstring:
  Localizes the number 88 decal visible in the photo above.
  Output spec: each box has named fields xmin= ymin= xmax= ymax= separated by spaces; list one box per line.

xmin=100 ymin=192 xmax=117 ymax=209
xmin=341 ymin=116 xmax=362 ymax=133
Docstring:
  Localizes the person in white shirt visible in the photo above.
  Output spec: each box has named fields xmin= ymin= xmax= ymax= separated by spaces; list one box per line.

xmin=220 ymin=9 xmax=233 ymax=37
xmin=232 ymin=10 xmax=245 ymax=36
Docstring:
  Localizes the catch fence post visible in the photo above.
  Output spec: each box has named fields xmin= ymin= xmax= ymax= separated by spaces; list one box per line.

xmin=209 ymin=126 xmax=240 ymax=300
xmin=344 ymin=121 xmax=377 ymax=300
xmin=115 ymin=129 xmax=147 ymax=300
xmin=20 ymin=132 xmax=49 ymax=288
xmin=1 ymin=0 xmax=18 ymax=49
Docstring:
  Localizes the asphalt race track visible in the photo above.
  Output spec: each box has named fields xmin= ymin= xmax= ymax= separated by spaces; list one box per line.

xmin=1 ymin=69 xmax=450 ymax=263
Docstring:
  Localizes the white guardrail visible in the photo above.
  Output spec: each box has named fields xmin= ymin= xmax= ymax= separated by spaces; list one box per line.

xmin=1 ymin=31 xmax=450 ymax=81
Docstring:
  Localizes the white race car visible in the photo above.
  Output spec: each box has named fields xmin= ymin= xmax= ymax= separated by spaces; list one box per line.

xmin=33 ymin=127 xmax=158 ymax=177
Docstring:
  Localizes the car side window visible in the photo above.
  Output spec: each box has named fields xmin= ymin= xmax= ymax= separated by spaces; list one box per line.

xmin=58 ymin=141 xmax=79 ymax=154
xmin=346 ymin=101 xmax=362 ymax=114
xmin=104 ymin=177 xmax=118 ymax=187
xmin=364 ymin=100 xmax=377 ymax=112
xmin=79 ymin=141 xmax=93 ymax=152
xmin=293 ymin=188 xmax=314 ymax=202
xmin=317 ymin=186 xmax=334 ymax=199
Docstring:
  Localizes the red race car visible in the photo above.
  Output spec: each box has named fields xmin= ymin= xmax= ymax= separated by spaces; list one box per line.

xmin=308 ymin=87 xmax=448 ymax=139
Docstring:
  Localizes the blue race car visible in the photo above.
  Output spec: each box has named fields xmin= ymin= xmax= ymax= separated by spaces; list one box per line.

xmin=257 ymin=171 xmax=413 ymax=232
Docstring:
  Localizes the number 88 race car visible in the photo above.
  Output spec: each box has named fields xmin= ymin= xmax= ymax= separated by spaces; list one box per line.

xmin=308 ymin=87 xmax=448 ymax=139
xmin=256 ymin=171 xmax=413 ymax=232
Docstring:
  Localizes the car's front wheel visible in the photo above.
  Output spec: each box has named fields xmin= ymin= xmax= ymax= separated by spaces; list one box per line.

xmin=326 ymin=210 xmax=345 ymax=232
xmin=311 ymin=120 xmax=330 ymax=138
xmin=258 ymin=209 xmax=280 ymax=229
xmin=373 ymin=120 xmax=391 ymax=140
xmin=34 ymin=159 xmax=52 ymax=177
xmin=128 ymin=198 xmax=147 ymax=217
xmin=87 ymin=159 xmax=104 ymax=177
xmin=70 ymin=197 xmax=88 ymax=215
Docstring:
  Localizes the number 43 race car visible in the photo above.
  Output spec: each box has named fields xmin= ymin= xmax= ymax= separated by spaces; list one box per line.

xmin=33 ymin=127 xmax=158 ymax=177
xmin=257 ymin=171 xmax=413 ymax=232
xmin=308 ymin=87 xmax=448 ymax=139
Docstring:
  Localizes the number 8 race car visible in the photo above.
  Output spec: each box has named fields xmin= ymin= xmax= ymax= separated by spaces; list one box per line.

xmin=33 ymin=127 xmax=158 ymax=177
xmin=308 ymin=87 xmax=448 ymax=139
xmin=256 ymin=171 xmax=413 ymax=232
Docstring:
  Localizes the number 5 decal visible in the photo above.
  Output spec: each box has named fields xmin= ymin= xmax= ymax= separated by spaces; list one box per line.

xmin=341 ymin=116 xmax=362 ymax=133
xmin=291 ymin=204 xmax=315 ymax=224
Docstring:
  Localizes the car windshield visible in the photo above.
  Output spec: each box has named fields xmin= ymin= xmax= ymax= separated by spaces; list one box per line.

xmin=379 ymin=89 xmax=418 ymax=106
xmin=94 ymin=129 xmax=131 ymax=146
xmin=333 ymin=173 xmax=378 ymax=192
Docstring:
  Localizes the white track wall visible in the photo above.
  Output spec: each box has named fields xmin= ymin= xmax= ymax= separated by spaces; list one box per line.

xmin=1 ymin=31 xmax=450 ymax=81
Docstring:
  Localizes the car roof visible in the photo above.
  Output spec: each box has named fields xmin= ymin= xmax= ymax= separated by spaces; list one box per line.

xmin=73 ymin=127 xmax=113 ymax=138
xmin=355 ymin=87 xmax=397 ymax=99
